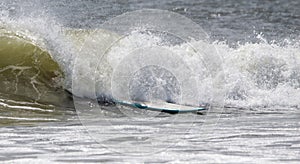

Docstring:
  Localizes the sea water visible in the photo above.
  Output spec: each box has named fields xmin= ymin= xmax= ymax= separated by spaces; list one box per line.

xmin=0 ymin=0 xmax=299 ymax=163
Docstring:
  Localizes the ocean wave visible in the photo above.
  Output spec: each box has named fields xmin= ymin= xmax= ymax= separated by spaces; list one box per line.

xmin=0 ymin=20 xmax=299 ymax=124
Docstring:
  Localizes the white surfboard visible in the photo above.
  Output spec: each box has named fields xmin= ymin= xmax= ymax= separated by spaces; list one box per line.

xmin=114 ymin=100 xmax=207 ymax=114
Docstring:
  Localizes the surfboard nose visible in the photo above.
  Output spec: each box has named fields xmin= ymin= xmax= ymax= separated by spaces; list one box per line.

xmin=133 ymin=103 xmax=148 ymax=109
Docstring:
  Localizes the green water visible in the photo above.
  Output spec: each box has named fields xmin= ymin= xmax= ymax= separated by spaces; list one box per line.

xmin=0 ymin=28 xmax=73 ymax=126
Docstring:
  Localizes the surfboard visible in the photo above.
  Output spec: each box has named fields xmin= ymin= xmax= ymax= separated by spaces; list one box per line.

xmin=114 ymin=100 xmax=207 ymax=114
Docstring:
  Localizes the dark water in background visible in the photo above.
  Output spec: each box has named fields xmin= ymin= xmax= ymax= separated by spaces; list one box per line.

xmin=0 ymin=0 xmax=300 ymax=163
xmin=49 ymin=0 xmax=300 ymax=43
xmin=2 ymin=0 xmax=300 ymax=43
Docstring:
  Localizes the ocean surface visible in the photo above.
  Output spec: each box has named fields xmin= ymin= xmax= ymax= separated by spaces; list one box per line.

xmin=0 ymin=0 xmax=300 ymax=163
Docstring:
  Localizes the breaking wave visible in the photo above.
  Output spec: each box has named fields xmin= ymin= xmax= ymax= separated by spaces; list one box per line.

xmin=0 ymin=10 xmax=299 ymax=124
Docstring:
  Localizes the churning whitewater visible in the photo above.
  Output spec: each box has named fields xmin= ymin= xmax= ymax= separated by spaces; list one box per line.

xmin=0 ymin=0 xmax=299 ymax=163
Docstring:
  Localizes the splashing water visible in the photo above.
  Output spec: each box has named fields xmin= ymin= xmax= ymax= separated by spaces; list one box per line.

xmin=0 ymin=0 xmax=299 ymax=112
xmin=0 ymin=1 xmax=300 ymax=163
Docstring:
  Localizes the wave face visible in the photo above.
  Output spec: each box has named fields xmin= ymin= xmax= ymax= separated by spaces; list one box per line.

xmin=0 ymin=27 xmax=74 ymax=125
xmin=0 ymin=29 xmax=64 ymax=102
